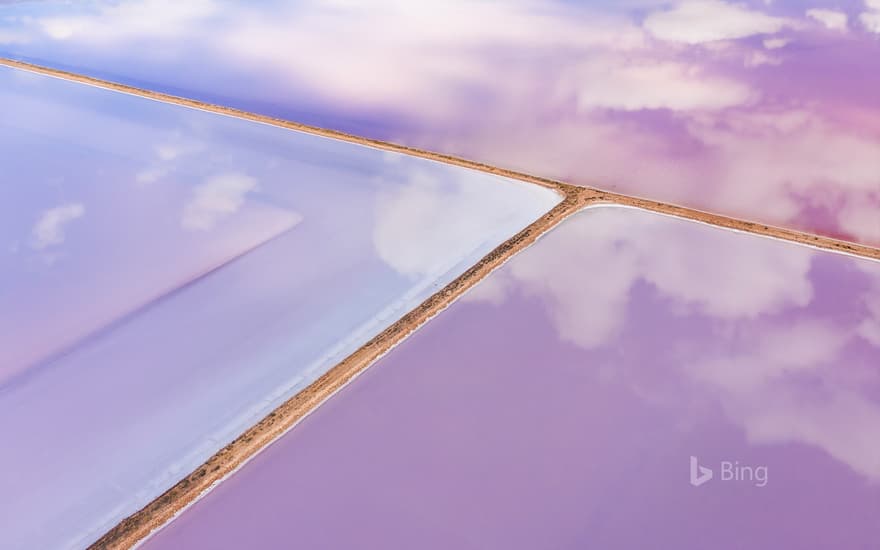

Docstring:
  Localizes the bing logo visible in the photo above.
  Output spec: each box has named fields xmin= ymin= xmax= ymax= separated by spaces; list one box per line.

xmin=689 ymin=456 xmax=768 ymax=488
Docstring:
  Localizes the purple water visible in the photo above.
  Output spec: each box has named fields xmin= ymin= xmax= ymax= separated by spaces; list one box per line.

xmin=144 ymin=205 xmax=880 ymax=550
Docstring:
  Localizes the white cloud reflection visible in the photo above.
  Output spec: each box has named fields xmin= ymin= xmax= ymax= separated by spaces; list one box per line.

xmin=762 ymin=37 xmax=790 ymax=49
xmin=467 ymin=205 xmax=880 ymax=482
xmin=373 ymin=164 xmax=558 ymax=279
xmin=692 ymin=318 xmax=880 ymax=482
xmin=643 ymin=0 xmax=790 ymax=44
xmin=182 ymin=173 xmax=259 ymax=231
xmin=38 ymin=0 xmax=216 ymax=42
xmin=861 ymin=0 xmax=880 ymax=33
xmin=30 ymin=202 xmax=85 ymax=250
xmin=468 ymin=206 xmax=815 ymax=347
xmin=572 ymin=60 xmax=755 ymax=111
xmin=806 ymin=8 xmax=848 ymax=31
xmin=136 ymin=138 xmax=206 ymax=185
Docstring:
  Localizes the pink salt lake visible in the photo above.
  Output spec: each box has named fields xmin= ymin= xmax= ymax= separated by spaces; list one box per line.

xmin=143 ymin=205 xmax=880 ymax=550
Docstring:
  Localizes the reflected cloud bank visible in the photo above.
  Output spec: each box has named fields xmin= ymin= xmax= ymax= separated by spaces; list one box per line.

xmin=467 ymin=207 xmax=815 ymax=348
xmin=373 ymin=166 xmax=558 ymax=279
xmin=643 ymin=0 xmax=791 ymax=43
xmin=2 ymin=0 xmax=876 ymax=245
xmin=467 ymin=206 xmax=880 ymax=484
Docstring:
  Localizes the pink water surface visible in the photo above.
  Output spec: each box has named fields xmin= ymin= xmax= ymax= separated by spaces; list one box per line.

xmin=144 ymin=205 xmax=880 ymax=549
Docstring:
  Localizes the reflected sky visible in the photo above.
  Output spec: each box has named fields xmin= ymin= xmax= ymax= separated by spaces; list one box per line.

xmin=1 ymin=0 xmax=877 ymax=245
xmin=0 ymin=65 xmax=560 ymax=550
xmin=144 ymin=205 xmax=880 ymax=550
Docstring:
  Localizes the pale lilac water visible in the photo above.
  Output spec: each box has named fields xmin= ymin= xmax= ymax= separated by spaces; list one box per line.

xmin=0 ymin=65 xmax=560 ymax=549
